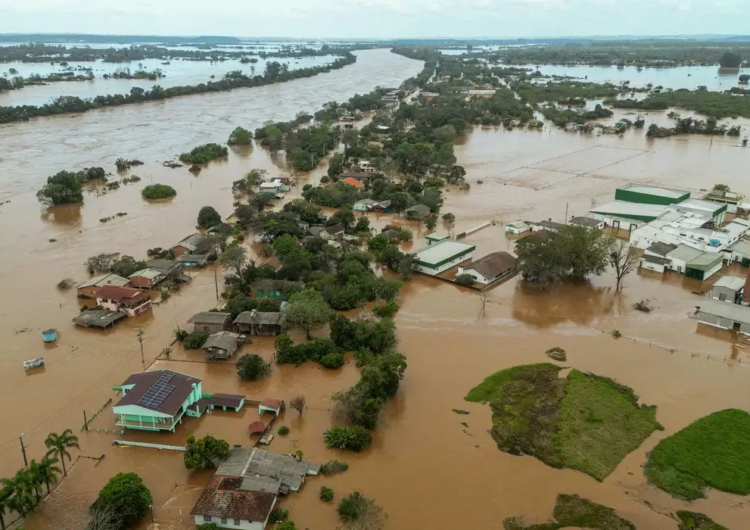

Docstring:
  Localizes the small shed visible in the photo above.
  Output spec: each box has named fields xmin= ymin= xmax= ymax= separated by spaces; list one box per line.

xmin=353 ymin=199 xmax=377 ymax=212
xmin=686 ymin=253 xmax=724 ymax=281
xmin=698 ymin=300 xmax=750 ymax=334
xmin=457 ymin=251 xmax=518 ymax=285
xmin=201 ymin=331 xmax=241 ymax=360
xmin=404 ymin=204 xmax=431 ymax=220
xmin=711 ymin=276 xmax=745 ymax=303
xmin=259 ymin=399 xmax=282 ymax=415
xmin=187 ymin=312 xmax=232 ymax=334
xmin=233 ymin=310 xmax=287 ymax=336
xmin=505 ymin=221 xmax=530 ymax=234
xmin=640 ymin=254 xmax=669 ymax=274
xmin=206 ymin=222 xmax=233 ymax=236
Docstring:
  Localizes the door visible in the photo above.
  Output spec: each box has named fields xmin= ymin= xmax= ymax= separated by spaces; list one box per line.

xmin=733 ymin=322 xmax=741 ymax=332
xmin=612 ymin=220 xmax=620 ymax=229
xmin=629 ymin=223 xmax=638 ymax=231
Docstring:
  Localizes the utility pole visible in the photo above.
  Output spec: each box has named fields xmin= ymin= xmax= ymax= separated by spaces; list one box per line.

xmin=214 ymin=269 xmax=219 ymax=301
xmin=19 ymin=433 xmax=28 ymax=468
xmin=83 ymin=410 xmax=89 ymax=431
xmin=564 ymin=202 xmax=569 ymax=224
xmin=136 ymin=329 xmax=145 ymax=370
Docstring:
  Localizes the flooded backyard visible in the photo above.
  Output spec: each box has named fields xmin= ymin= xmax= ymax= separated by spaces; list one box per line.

xmin=1 ymin=48 xmax=750 ymax=529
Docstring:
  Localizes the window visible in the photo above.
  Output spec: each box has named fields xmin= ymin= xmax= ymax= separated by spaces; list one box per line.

xmin=203 ymin=516 xmax=212 ymax=522
xmin=234 ymin=520 xmax=241 ymax=526
xmin=221 ymin=518 xmax=228 ymax=525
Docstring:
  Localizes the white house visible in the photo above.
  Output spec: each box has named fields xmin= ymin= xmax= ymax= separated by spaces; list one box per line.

xmin=411 ymin=240 xmax=476 ymax=276
xmin=505 ymin=221 xmax=530 ymax=234
xmin=191 ymin=476 xmax=276 ymax=530
xmin=457 ymin=252 xmax=518 ymax=285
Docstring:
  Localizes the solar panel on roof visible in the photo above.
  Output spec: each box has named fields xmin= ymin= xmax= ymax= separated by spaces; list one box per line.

xmin=136 ymin=371 xmax=178 ymax=409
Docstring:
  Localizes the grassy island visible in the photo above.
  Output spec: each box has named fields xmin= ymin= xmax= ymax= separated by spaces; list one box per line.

xmin=676 ymin=511 xmax=728 ymax=530
xmin=141 ymin=184 xmax=176 ymax=200
xmin=179 ymin=143 xmax=228 ymax=164
xmin=503 ymin=494 xmax=635 ymax=530
xmin=645 ymin=409 xmax=750 ymax=500
xmin=466 ymin=364 xmax=662 ymax=481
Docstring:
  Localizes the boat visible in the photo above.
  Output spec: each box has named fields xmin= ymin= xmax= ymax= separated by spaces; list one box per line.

xmin=42 ymin=328 xmax=57 ymax=343
xmin=24 ymin=358 xmax=44 ymax=370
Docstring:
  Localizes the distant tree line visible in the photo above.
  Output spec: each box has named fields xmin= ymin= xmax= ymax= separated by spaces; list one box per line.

xmin=0 ymin=53 xmax=356 ymax=125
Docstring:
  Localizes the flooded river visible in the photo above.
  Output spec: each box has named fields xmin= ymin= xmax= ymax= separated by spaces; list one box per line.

xmin=2 ymin=48 xmax=750 ymax=530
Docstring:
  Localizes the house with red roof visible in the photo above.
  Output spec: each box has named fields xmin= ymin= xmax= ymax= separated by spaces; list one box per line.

xmin=341 ymin=177 xmax=365 ymax=189
xmin=95 ymin=285 xmax=152 ymax=317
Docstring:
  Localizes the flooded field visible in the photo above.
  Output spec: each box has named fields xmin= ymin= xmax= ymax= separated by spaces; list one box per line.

xmin=2 ymin=48 xmax=750 ymax=530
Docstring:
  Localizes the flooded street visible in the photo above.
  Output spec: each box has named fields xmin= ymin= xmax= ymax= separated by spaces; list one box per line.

xmin=2 ymin=48 xmax=750 ymax=530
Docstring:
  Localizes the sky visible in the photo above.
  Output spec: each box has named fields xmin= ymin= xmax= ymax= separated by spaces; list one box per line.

xmin=1 ymin=0 xmax=749 ymax=39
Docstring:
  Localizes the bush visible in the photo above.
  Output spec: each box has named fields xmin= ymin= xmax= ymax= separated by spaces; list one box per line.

xmin=320 ymin=486 xmax=335 ymax=502
xmin=320 ymin=459 xmax=349 ymax=476
xmin=324 ymin=426 xmax=372 ymax=452
xmin=372 ymin=301 xmax=399 ymax=318
xmin=269 ymin=507 xmax=289 ymax=524
xmin=227 ymin=126 xmax=253 ymax=146
xmin=90 ymin=472 xmax=152 ymax=530
xmin=275 ymin=333 xmax=342 ymax=366
xmin=455 ymin=274 xmax=474 ymax=286
xmin=142 ymin=184 xmax=176 ymax=200
xmin=545 ymin=347 xmax=567 ymax=362
xmin=197 ymin=206 xmax=222 ymax=228
xmin=183 ymin=332 xmax=209 ymax=350
xmin=277 ymin=425 xmax=290 ymax=436
xmin=184 ymin=435 xmax=230 ymax=470
xmin=320 ymin=350 xmax=345 ymax=369
xmin=237 ymin=354 xmax=271 ymax=380
xmin=337 ymin=491 xmax=368 ymax=522
xmin=179 ymin=143 xmax=228 ymax=164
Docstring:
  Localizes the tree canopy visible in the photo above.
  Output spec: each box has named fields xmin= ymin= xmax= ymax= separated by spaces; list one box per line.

xmin=183 ymin=435 xmax=230 ymax=470
xmin=285 ymin=289 xmax=333 ymax=339
xmin=197 ymin=205 xmax=222 ymax=228
xmin=90 ymin=472 xmax=152 ymax=530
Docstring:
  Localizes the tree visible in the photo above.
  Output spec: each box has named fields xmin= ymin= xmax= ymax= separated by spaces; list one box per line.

xmin=197 ymin=206 xmax=222 ymax=229
xmin=432 ymin=124 xmax=457 ymax=143
xmin=85 ymin=252 xmax=121 ymax=274
xmin=719 ymin=51 xmax=742 ymax=68
xmin=424 ymin=213 xmax=438 ymax=230
xmin=285 ymin=289 xmax=333 ymax=339
xmin=442 ymin=212 xmax=455 ymax=225
xmin=455 ymin=274 xmax=474 ymax=286
xmin=184 ymin=435 xmax=230 ymax=470
xmin=44 ymin=429 xmax=79 ymax=477
xmin=227 ymin=126 xmax=253 ymax=146
xmin=4 ymin=471 xmax=35 ymax=518
xmin=328 ymin=153 xmax=345 ymax=177
xmin=608 ymin=239 xmax=639 ymax=290
xmin=273 ymin=234 xmax=300 ymax=256
xmin=290 ymin=395 xmax=306 ymax=415
xmin=0 ymin=481 xmax=11 ymax=530
xmin=337 ymin=491 xmax=386 ymax=530
xmin=237 ymin=354 xmax=271 ymax=380
xmin=740 ymin=74 xmax=750 ymax=84
xmin=36 ymin=457 xmax=62 ymax=494
xmin=90 ymin=472 xmax=152 ymax=530
xmin=37 ymin=170 xmax=85 ymax=206
xmin=141 ymin=184 xmax=176 ymax=199
xmin=84 ymin=505 xmax=124 ymax=530
xmin=218 ymin=246 xmax=249 ymax=279
xmin=324 ymin=426 xmax=372 ymax=452
xmin=110 ymin=255 xmax=146 ymax=278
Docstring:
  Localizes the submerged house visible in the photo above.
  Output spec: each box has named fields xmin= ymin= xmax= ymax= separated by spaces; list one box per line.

xmin=457 ymin=251 xmax=518 ymax=285
xmin=711 ymin=276 xmax=746 ymax=304
xmin=96 ymin=286 xmax=152 ymax=317
xmin=172 ymin=233 xmax=210 ymax=257
xmin=411 ymin=240 xmax=476 ymax=276
xmin=112 ymin=370 xmax=203 ymax=432
xmin=404 ymin=204 xmax=431 ymax=221
xmin=128 ymin=268 xmax=167 ymax=289
xmin=233 ymin=311 xmax=287 ymax=336
xmin=187 ymin=312 xmax=233 ymax=334
xmin=76 ymin=273 xmax=130 ymax=299
xmin=202 ymin=331 xmax=241 ymax=360
xmin=697 ymin=301 xmax=750 ymax=335
xmin=255 ymin=280 xmax=303 ymax=301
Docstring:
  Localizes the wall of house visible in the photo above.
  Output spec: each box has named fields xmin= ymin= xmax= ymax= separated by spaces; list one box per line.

xmin=640 ymin=260 xmax=665 ymax=273
xmin=667 ymin=257 xmax=689 ymax=274
xmin=192 ymin=321 xmax=229 ymax=334
xmin=193 ymin=515 xmax=265 ymax=530
xmin=457 ymin=267 xmax=490 ymax=284
xmin=77 ymin=286 xmax=100 ymax=299
xmin=415 ymin=253 xmax=472 ymax=276
xmin=712 ymin=286 xmax=740 ymax=303
xmin=698 ymin=311 xmax=750 ymax=335
xmin=129 ymin=276 xmax=153 ymax=289
xmin=702 ymin=261 xmax=724 ymax=281
xmin=590 ymin=212 xmax=648 ymax=231
xmin=172 ymin=245 xmax=190 ymax=257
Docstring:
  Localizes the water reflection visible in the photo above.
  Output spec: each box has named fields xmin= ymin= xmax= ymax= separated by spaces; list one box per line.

xmin=40 ymin=203 xmax=82 ymax=225
xmin=510 ymin=280 xmax=614 ymax=327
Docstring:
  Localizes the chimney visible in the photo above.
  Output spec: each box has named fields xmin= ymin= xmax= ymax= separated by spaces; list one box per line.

xmin=743 ymin=270 xmax=750 ymax=305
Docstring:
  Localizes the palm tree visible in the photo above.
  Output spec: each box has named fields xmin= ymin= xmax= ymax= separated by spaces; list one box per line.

xmin=4 ymin=472 xmax=35 ymax=517
xmin=44 ymin=430 xmax=79 ymax=477
xmin=0 ymin=479 xmax=13 ymax=530
xmin=26 ymin=462 xmax=42 ymax=503
xmin=36 ymin=458 xmax=61 ymax=494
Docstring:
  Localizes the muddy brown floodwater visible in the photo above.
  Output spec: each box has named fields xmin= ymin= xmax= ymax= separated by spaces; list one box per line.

xmin=2 ymin=49 xmax=750 ymax=530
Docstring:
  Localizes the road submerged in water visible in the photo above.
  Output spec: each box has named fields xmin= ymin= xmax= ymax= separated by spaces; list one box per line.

xmin=1 ymin=48 xmax=750 ymax=530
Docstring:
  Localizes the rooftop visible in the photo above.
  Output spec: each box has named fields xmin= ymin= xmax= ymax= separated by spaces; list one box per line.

xmin=96 ymin=285 xmax=151 ymax=303
xmin=464 ymin=251 xmax=517 ymax=279
xmin=325 ymin=224 xmax=345 ymax=235
xmin=618 ymin=183 xmax=688 ymax=200
xmin=413 ymin=240 xmax=476 ymax=266
xmin=646 ymin=242 xmax=678 ymax=257
xmin=405 ymin=204 xmax=431 ymax=216
xmin=642 ymin=255 xmax=670 ymax=265
xmin=72 ymin=310 xmax=126 ymax=328
xmin=209 ymin=393 xmax=245 ymax=409
xmin=569 ymin=217 xmax=601 ymax=228
xmin=187 ymin=312 xmax=232 ymax=325
xmin=202 ymin=331 xmax=241 ymax=351
xmin=190 ymin=475 xmax=276 ymax=522
xmin=730 ymin=239 xmax=750 ymax=256
xmin=688 ymin=252 xmax=724 ymax=269
xmin=215 ymin=447 xmax=319 ymax=493
xmin=234 ymin=311 xmax=287 ymax=326
xmin=115 ymin=370 xmax=200 ymax=416
xmin=590 ymin=201 xmax=667 ymax=219
xmin=713 ymin=276 xmax=746 ymax=291
xmin=129 ymin=268 xmax=164 ymax=281
xmin=76 ymin=273 xmax=129 ymax=289
xmin=667 ymin=244 xmax=705 ymax=263
xmin=176 ymin=254 xmax=208 ymax=265
xmin=699 ymin=300 xmax=750 ymax=324
xmin=671 ymin=198 xmax=725 ymax=216
xmin=145 ymin=259 xmax=181 ymax=271
xmin=341 ymin=177 xmax=365 ymax=188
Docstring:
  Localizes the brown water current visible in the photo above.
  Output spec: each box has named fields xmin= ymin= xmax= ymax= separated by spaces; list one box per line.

xmin=2 ymin=49 xmax=750 ymax=529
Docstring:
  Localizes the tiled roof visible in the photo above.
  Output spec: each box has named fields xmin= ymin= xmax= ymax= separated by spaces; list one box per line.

xmin=190 ymin=475 xmax=275 ymax=522
xmin=464 ymin=252 xmax=517 ymax=280
xmin=341 ymin=177 xmax=365 ymax=188
xmin=96 ymin=285 xmax=151 ymax=303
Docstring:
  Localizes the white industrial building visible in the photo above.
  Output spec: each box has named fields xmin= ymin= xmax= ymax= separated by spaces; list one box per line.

xmin=411 ymin=239 xmax=476 ymax=276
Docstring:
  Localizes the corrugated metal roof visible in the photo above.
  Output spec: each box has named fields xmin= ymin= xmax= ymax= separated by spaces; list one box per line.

xmin=713 ymin=276 xmax=745 ymax=291
xmin=667 ymin=244 xmax=704 ymax=263
xmin=76 ymin=273 xmax=129 ymax=289
xmin=618 ymin=183 xmax=687 ymax=199
xmin=699 ymin=300 xmax=750 ymax=324
xmin=590 ymin=201 xmax=667 ymax=219
xmin=687 ymin=252 xmax=723 ymax=270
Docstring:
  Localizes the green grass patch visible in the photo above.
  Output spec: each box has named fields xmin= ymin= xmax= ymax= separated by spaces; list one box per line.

xmin=503 ymin=494 xmax=635 ymax=530
xmin=676 ymin=511 xmax=728 ymax=530
xmin=467 ymin=365 xmax=661 ymax=481
xmin=556 ymin=371 xmax=662 ymax=480
xmin=645 ymin=409 xmax=750 ymax=500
